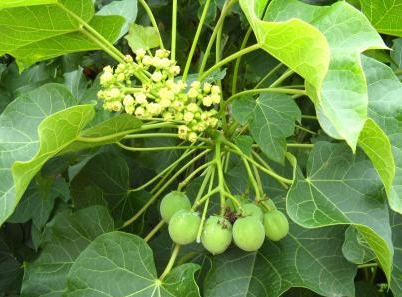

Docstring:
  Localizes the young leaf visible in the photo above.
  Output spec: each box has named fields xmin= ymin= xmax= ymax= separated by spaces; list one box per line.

xmin=125 ymin=23 xmax=161 ymax=51
xmin=232 ymin=93 xmax=301 ymax=163
xmin=267 ymin=0 xmax=387 ymax=151
xmin=204 ymin=224 xmax=356 ymax=297
xmin=0 ymin=1 xmax=125 ymax=69
xmin=360 ymin=0 xmax=402 ymax=37
xmin=342 ymin=226 xmax=376 ymax=264
xmin=287 ymin=142 xmax=393 ymax=283
xmin=65 ymin=232 xmax=201 ymax=297
xmin=96 ymin=0 xmax=138 ymax=40
xmin=21 ymin=206 xmax=114 ymax=297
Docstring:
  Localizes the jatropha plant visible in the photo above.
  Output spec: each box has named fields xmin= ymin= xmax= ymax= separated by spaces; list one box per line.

xmin=0 ymin=0 xmax=402 ymax=296
xmin=96 ymin=44 xmax=291 ymax=254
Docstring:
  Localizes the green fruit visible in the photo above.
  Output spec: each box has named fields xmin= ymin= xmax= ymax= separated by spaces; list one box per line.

xmin=201 ymin=216 xmax=232 ymax=255
xmin=168 ymin=210 xmax=201 ymax=245
xmin=241 ymin=203 xmax=263 ymax=222
xmin=160 ymin=191 xmax=191 ymax=222
xmin=263 ymin=210 xmax=289 ymax=241
xmin=232 ymin=216 xmax=265 ymax=252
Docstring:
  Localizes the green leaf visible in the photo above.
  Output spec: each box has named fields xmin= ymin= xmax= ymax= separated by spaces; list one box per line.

xmin=65 ymin=231 xmax=201 ymax=297
xmin=8 ymin=177 xmax=69 ymax=229
xmin=360 ymin=0 xmax=402 ymax=37
xmin=0 ymin=84 xmax=77 ymax=226
xmin=204 ymin=224 xmax=356 ymax=297
xmin=391 ymin=38 xmax=402 ymax=68
xmin=21 ymin=206 xmax=114 ymax=297
xmin=232 ymin=93 xmax=301 ymax=163
xmin=125 ymin=23 xmax=160 ymax=51
xmin=0 ymin=1 xmax=125 ymax=69
xmin=342 ymin=226 xmax=376 ymax=264
xmin=96 ymin=0 xmax=138 ymax=39
xmin=0 ymin=83 xmax=142 ymax=226
xmin=70 ymin=152 xmax=149 ymax=229
xmin=0 ymin=230 xmax=21 ymax=293
xmin=239 ymin=0 xmax=330 ymax=91
xmin=390 ymin=211 xmax=402 ymax=296
xmin=287 ymin=142 xmax=393 ymax=282
xmin=362 ymin=56 xmax=402 ymax=214
xmin=11 ymin=104 xmax=96 ymax=212
xmin=63 ymin=67 xmax=89 ymax=102
xmin=266 ymin=0 xmax=387 ymax=150
xmin=358 ymin=118 xmax=395 ymax=198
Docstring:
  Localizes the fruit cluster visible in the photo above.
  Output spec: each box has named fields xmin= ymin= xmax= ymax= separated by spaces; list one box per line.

xmin=159 ymin=191 xmax=289 ymax=254
xmin=97 ymin=49 xmax=221 ymax=142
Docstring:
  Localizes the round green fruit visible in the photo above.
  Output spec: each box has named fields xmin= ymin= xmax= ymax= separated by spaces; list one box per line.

xmin=232 ymin=216 xmax=265 ymax=252
xmin=240 ymin=203 xmax=263 ymax=222
xmin=263 ymin=210 xmax=289 ymax=241
xmin=168 ymin=210 xmax=201 ymax=245
xmin=201 ymin=216 xmax=232 ymax=255
xmin=160 ymin=191 xmax=191 ymax=223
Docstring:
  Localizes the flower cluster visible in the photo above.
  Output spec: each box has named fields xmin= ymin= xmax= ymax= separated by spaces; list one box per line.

xmin=97 ymin=49 xmax=221 ymax=142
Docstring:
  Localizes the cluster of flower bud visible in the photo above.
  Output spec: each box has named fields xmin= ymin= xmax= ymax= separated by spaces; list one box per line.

xmin=97 ymin=49 xmax=221 ymax=142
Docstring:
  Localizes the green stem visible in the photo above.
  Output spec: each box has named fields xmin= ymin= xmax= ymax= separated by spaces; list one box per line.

xmin=144 ymin=220 xmax=165 ymax=242
xmin=215 ymin=142 xmax=227 ymax=216
xmin=357 ymin=263 xmax=378 ymax=269
xmin=199 ymin=44 xmax=260 ymax=82
xmin=79 ymin=28 xmax=124 ymax=63
xmin=224 ymin=140 xmax=293 ymax=185
xmin=269 ymin=69 xmax=295 ymax=88
xmin=118 ymin=143 xmax=210 ymax=151
xmin=123 ymin=133 xmax=178 ymax=139
xmin=171 ymin=0 xmax=178 ymax=60
xmin=178 ymin=160 xmax=215 ymax=191
xmin=138 ymin=0 xmax=164 ymax=49
xmin=198 ymin=0 xmax=238 ymax=78
xmin=255 ymin=63 xmax=284 ymax=89
xmin=232 ymin=26 xmax=253 ymax=94
xmin=195 ymin=169 xmax=215 ymax=243
xmin=301 ymin=115 xmax=318 ymax=120
xmin=286 ymin=143 xmax=314 ymax=149
xmin=296 ymin=125 xmax=317 ymax=135
xmin=129 ymin=148 xmax=198 ymax=192
xmin=225 ymin=87 xmax=306 ymax=107
xmin=159 ymin=244 xmax=181 ymax=280
xmin=76 ymin=123 xmax=177 ymax=144
xmin=182 ymin=0 xmax=212 ymax=81
xmin=122 ymin=149 xmax=211 ymax=227
xmin=195 ymin=188 xmax=220 ymax=206
xmin=240 ymin=155 xmax=261 ymax=199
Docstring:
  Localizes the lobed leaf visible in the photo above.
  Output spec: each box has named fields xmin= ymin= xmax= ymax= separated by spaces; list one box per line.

xmin=0 ymin=0 xmax=124 ymax=69
xmin=287 ymin=142 xmax=393 ymax=282
xmin=362 ymin=56 xmax=402 ymax=214
xmin=231 ymin=93 xmax=301 ymax=163
xmin=266 ymin=0 xmax=387 ymax=150
xmin=65 ymin=231 xmax=201 ymax=297
xmin=239 ymin=0 xmax=330 ymax=91
xmin=0 ymin=84 xmax=142 ymax=226
xmin=204 ymin=224 xmax=356 ymax=297
xmin=21 ymin=206 xmax=114 ymax=297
